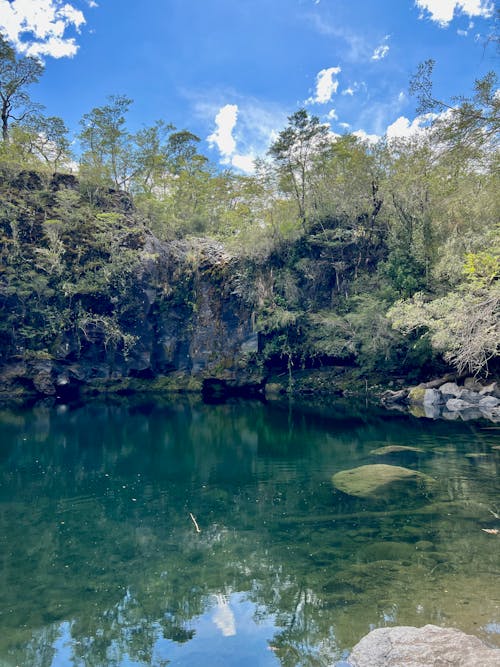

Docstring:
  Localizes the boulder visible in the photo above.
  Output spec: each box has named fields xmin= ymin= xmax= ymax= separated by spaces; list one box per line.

xmin=446 ymin=398 xmax=476 ymax=411
xmin=348 ymin=624 xmax=500 ymax=667
xmin=479 ymin=395 xmax=500 ymax=409
xmin=479 ymin=381 xmax=499 ymax=397
xmin=423 ymin=388 xmax=443 ymax=406
xmin=439 ymin=381 xmax=461 ymax=397
xmin=463 ymin=376 xmax=483 ymax=391
xmin=456 ymin=388 xmax=481 ymax=404
xmin=370 ymin=445 xmax=424 ymax=456
xmin=407 ymin=386 xmax=426 ymax=404
xmin=332 ymin=464 xmax=435 ymax=499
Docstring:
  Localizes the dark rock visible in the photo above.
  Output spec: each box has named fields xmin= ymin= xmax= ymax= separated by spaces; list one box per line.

xmin=50 ymin=173 xmax=79 ymax=191
xmin=348 ymin=624 xmax=500 ymax=667
xmin=11 ymin=170 xmax=44 ymax=190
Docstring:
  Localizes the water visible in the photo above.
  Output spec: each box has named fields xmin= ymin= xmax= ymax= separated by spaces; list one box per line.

xmin=0 ymin=396 xmax=498 ymax=666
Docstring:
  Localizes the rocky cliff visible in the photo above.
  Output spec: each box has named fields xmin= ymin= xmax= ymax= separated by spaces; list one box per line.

xmin=0 ymin=170 xmax=262 ymax=399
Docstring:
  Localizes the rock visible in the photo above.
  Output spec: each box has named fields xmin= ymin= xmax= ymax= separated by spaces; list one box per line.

xmin=370 ymin=445 xmax=424 ymax=456
xmin=439 ymin=381 xmax=462 ymax=397
xmin=479 ymin=395 xmax=500 ymax=409
xmin=456 ymin=388 xmax=481 ymax=404
xmin=423 ymin=403 xmax=441 ymax=419
xmin=464 ymin=376 xmax=483 ymax=391
xmin=348 ymin=624 xmax=500 ymax=667
xmin=446 ymin=398 xmax=476 ymax=411
xmin=423 ymin=388 xmax=443 ymax=406
xmin=407 ymin=386 xmax=426 ymax=404
xmin=381 ymin=388 xmax=408 ymax=404
xmin=479 ymin=381 xmax=499 ymax=397
xmin=332 ymin=464 xmax=435 ymax=499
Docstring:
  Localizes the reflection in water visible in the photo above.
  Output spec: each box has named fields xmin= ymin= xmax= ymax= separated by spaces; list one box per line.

xmin=0 ymin=396 xmax=498 ymax=666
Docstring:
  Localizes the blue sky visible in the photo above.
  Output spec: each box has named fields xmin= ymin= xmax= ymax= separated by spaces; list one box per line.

xmin=0 ymin=0 xmax=497 ymax=172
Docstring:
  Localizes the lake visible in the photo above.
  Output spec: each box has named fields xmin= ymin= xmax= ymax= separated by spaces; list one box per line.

xmin=0 ymin=396 xmax=498 ymax=666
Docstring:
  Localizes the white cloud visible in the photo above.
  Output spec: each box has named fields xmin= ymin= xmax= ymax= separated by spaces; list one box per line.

xmin=371 ymin=35 xmax=390 ymax=61
xmin=339 ymin=122 xmax=350 ymax=129
xmin=207 ymin=104 xmax=239 ymax=161
xmin=305 ymin=66 xmax=341 ymax=105
xmin=326 ymin=109 xmax=338 ymax=121
xmin=206 ymin=101 xmax=279 ymax=174
xmin=231 ymin=153 xmax=256 ymax=174
xmin=415 ymin=1 xmax=494 ymax=26
xmin=0 ymin=0 xmax=88 ymax=58
xmin=386 ymin=113 xmax=437 ymax=139
xmin=352 ymin=129 xmax=380 ymax=144
xmin=342 ymin=87 xmax=355 ymax=96
xmin=372 ymin=44 xmax=389 ymax=60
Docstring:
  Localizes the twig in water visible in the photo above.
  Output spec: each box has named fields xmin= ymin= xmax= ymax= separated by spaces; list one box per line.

xmin=189 ymin=512 xmax=201 ymax=533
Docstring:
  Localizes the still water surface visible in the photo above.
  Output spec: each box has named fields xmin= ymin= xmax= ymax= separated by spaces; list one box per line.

xmin=0 ymin=396 xmax=499 ymax=666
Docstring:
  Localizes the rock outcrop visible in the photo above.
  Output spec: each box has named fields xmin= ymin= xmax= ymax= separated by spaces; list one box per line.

xmin=347 ymin=624 xmax=500 ymax=667
xmin=382 ymin=377 xmax=500 ymax=422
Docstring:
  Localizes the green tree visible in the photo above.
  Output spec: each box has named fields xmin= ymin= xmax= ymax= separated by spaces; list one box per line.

xmin=410 ymin=60 xmax=499 ymax=156
xmin=268 ymin=109 xmax=330 ymax=231
xmin=79 ymin=95 xmax=133 ymax=189
xmin=0 ymin=34 xmax=44 ymax=142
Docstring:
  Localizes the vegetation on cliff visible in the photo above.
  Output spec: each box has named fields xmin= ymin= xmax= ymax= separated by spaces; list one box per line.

xmin=0 ymin=32 xmax=498 ymax=394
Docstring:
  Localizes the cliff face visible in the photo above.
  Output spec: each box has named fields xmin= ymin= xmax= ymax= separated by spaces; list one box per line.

xmin=0 ymin=171 xmax=261 ymax=398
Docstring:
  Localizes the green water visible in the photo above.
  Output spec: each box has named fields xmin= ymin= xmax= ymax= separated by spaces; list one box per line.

xmin=0 ymin=396 xmax=499 ymax=667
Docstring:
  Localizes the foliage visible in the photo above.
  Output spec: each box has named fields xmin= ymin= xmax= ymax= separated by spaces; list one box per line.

xmin=388 ymin=284 xmax=500 ymax=376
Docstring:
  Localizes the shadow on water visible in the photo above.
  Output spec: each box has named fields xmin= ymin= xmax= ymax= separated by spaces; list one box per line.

xmin=0 ymin=395 xmax=499 ymax=666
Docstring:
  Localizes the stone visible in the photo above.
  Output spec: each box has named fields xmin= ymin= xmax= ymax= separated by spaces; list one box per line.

xmin=439 ymin=381 xmax=462 ymax=397
xmin=370 ymin=445 xmax=424 ymax=456
xmin=463 ymin=376 xmax=483 ymax=391
xmin=479 ymin=381 xmax=499 ymax=397
xmin=407 ymin=386 xmax=425 ymax=404
xmin=446 ymin=398 xmax=475 ymax=411
xmin=456 ymin=388 xmax=481 ymax=404
xmin=348 ymin=624 xmax=500 ymax=667
xmin=479 ymin=395 xmax=500 ymax=409
xmin=331 ymin=464 xmax=435 ymax=499
xmin=423 ymin=388 xmax=443 ymax=406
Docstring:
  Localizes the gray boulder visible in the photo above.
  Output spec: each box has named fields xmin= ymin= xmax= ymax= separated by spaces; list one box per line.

xmin=479 ymin=395 xmax=500 ymax=409
xmin=446 ymin=398 xmax=476 ymax=411
xmin=456 ymin=388 xmax=481 ymax=403
xmin=348 ymin=624 xmax=500 ymax=667
xmin=423 ymin=388 xmax=443 ymax=406
xmin=479 ymin=381 xmax=500 ymax=397
xmin=439 ymin=381 xmax=461 ymax=397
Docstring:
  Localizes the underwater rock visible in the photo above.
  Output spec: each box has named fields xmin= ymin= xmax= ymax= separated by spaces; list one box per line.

xmin=370 ymin=445 xmax=424 ymax=456
xmin=347 ymin=624 xmax=500 ymax=667
xmin=332 ymin=464 xmax=435 ymax=499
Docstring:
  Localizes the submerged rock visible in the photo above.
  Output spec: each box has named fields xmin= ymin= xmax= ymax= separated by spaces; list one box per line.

xmin=347 ymin=624 xmax=500 ymax=667
xmin=370 ymin=445 xmax=424 ymax=456
xmin=331 ymin=464 xmax=435 ymax=499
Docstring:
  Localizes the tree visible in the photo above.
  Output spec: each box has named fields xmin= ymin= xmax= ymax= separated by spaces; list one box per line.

xmin=268 ymin=109 xmax=330 ymax=231
xmin=23 ymin=115 xmax=72 ymax=172
xmin=79 ymin=95 xmax=133 ymax=189
xmin=0 ymin=34 xmax=44 ymax=142
xmin=410 ymin=60 xmax=499 ymax=155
